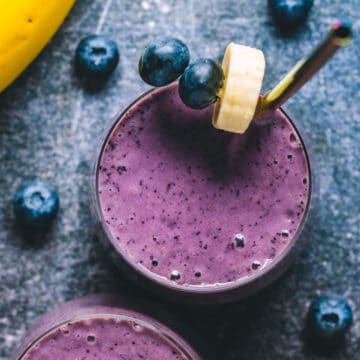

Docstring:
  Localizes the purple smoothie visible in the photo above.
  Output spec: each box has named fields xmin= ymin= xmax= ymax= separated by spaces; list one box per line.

xmin=95 ymin=83 xmax=311 ymax=302
xmin=12 ymin=295 xmax=203 ymax=360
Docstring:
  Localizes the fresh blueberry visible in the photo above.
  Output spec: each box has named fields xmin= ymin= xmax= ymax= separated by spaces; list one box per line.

xmin=307 ymin=295 xmax=353 ymax=341
xmin=268 ymin=0 xmax=313 ymax=31
xmin=75 ymin=35 xmax=119 ymax=82
xmin=13 ymin=181 xmax=59 ymax=228
xmin=179 ymin=58 xmax=224 ymax=109
xmin=139 ymin=38 xmax=190 ymax=87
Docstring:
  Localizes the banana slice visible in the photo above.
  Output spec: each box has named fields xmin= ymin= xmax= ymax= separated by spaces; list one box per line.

xmin=212 ymin=43 xmax=265 ymax=134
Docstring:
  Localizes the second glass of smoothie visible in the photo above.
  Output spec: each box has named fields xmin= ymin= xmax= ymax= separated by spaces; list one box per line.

xmin=92 ymin=82 xmax=313 ymax=304
xmin=11 ymin=294 xmax=205 ymax=359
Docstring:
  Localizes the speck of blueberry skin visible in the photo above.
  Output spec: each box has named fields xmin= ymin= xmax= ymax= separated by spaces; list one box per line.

xmin=117 ymin=165 xmax=127 ymax=175
xmin=166 ymin=182 xmax=175 ymax=192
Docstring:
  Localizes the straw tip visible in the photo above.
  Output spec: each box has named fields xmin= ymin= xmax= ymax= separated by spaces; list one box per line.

xmin=332 ymin=20 xmax=352 ymax=44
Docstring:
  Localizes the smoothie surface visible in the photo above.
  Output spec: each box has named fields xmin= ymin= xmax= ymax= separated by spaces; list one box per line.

xmin=98 ymin=84 xmax=310 ymax=287
xmin=21 ymin=316 xmax=188 ymax=359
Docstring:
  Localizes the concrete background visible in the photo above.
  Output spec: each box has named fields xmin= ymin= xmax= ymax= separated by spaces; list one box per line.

xmin=0 ymin=0 xmax=359 ymax=359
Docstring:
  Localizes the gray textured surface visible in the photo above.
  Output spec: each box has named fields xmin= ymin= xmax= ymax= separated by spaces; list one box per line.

xmin=0 ymin=1 xmax=359 ymax=359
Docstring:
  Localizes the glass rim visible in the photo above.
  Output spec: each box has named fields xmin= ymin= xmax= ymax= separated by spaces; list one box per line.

xmin=19 ymin=312 xmax=194 ymax=359
xmin=92 ymin=82 xmax=314 ymax=296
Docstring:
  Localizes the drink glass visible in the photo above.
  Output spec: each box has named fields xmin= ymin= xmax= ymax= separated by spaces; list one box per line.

xmin=91 ymin=82 xmax=316 ymax=304
xmin=11 ymin=294 xmax=205 ymax=359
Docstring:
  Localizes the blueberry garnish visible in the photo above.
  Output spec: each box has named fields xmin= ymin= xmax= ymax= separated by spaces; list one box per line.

xmin=179 ymin=58 xmax=224 ymax=109
xmin=75 ymin=35 xmax=119 ymax=83
xmin=13 ymin=181 xmax=59 ymax=228
xmin=268 ymin=0 xmax=313 ymax=31
xmin=139 ymin=38 xmax=190 ymax=87
xmin=307 ymin=295 xmax=353 ymax=341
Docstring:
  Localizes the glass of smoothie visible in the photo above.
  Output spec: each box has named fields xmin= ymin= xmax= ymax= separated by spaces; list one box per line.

xmin=11 ymin=294 xmax=206 ymax=359
xmin=91 ymin=23 xmax=350 ymax=304
xmin=91 ymin=82 xmax=313 ymax=304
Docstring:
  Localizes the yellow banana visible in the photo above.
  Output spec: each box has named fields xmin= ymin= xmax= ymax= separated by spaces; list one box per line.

xmin=213 ymin=43 xmax=266 ymax=134
xmin=0 ymin=0 xmax=75 ymax=92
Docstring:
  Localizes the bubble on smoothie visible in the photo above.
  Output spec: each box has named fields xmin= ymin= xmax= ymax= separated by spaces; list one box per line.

xmin=252 ymin=261 xmax=261 ymax=270
xmin=234 ymin=233 xmax=245 ymax=248
xmin=194 ymin=271 xmax=202 ymax=278
xmin=281 ymin=230 xmax=290 ymax=238
xmin=132 ymin=323 xmax=143 ymax=332
xmin=87 ymin=335 xmax=96 ymax=342
xmin=170 ymin=270 xmax=181 ymax=280
xmin=151 ymin=259 xmax=159 ymax=267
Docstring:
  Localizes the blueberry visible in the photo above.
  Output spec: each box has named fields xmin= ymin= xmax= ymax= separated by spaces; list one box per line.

xmin=75 ymin=35 xmax=119 ymax=82
xmin=13 ymin=181 xmax=59 ymax=228
xmin=139 ymin=38 xmax=190 ymax=87
xmin=307 ymin=295 xmax=353 ymax=341
xmin=268 ymin=0 xmax=313 ymax=31
xmin=178 ymin=58 xmax=224 ymax=109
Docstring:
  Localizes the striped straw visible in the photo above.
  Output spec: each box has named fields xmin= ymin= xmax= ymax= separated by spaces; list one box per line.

xmin=255 ymin=20 xmax=352 ymax=119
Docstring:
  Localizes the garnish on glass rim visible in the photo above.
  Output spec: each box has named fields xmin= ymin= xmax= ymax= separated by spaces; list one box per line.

xmin=214 ymin=20 xmax=352 ymax=133
xmin=138 ymin=20 xmax=352 ymax=134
